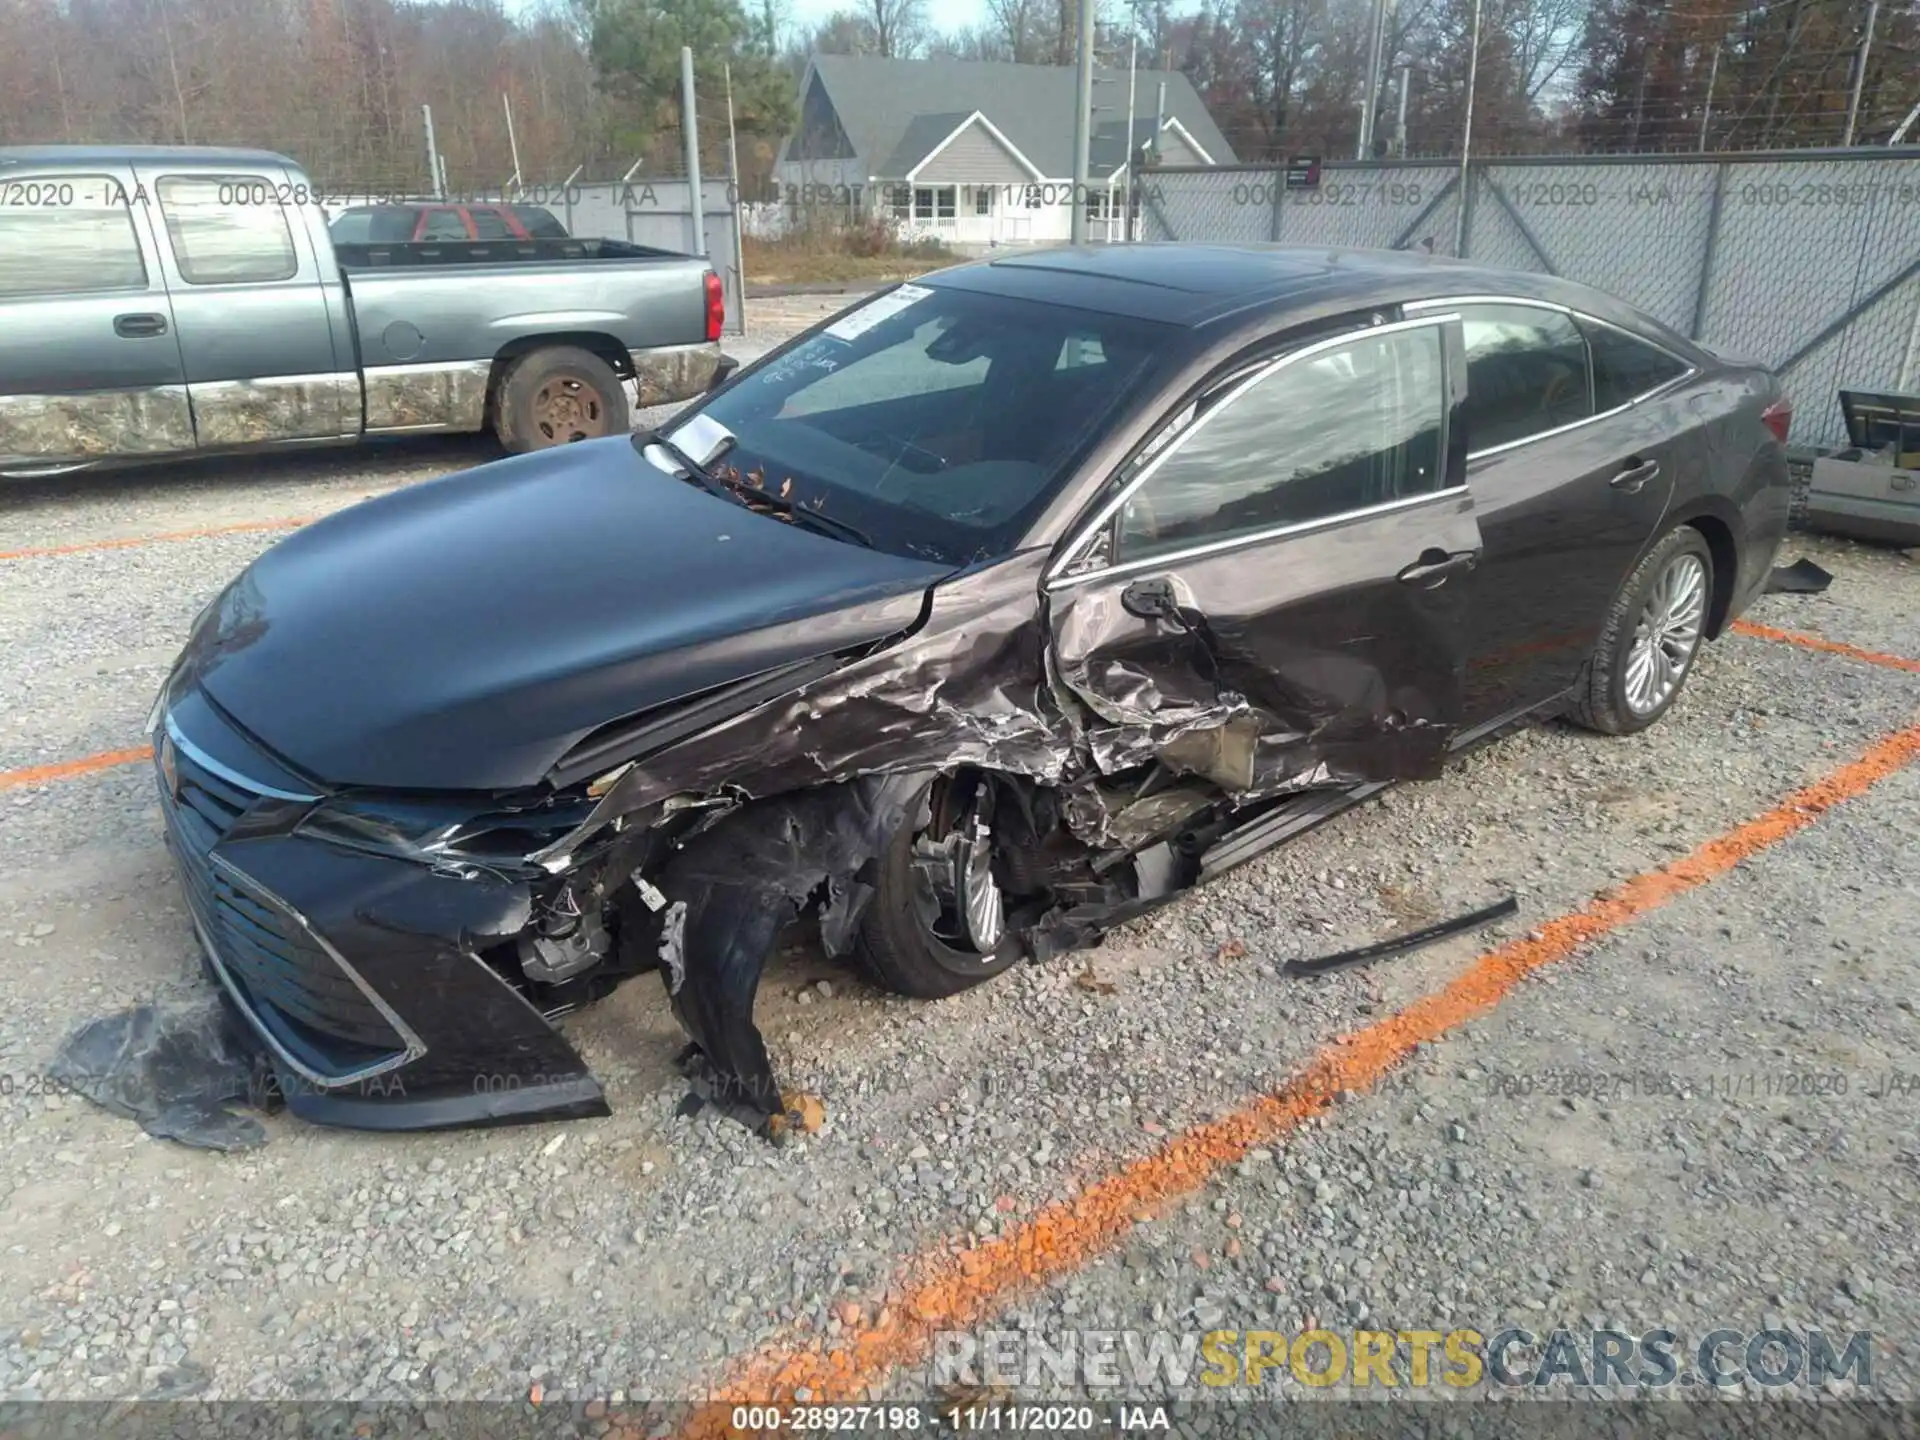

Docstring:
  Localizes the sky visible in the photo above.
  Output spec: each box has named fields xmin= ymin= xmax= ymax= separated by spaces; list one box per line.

xmin=791 ymin=0 xmax=995 ymax=36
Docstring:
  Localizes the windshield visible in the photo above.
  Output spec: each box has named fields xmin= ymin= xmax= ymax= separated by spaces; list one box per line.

xmin=665 ymin=283 xmax=1173 ymax=564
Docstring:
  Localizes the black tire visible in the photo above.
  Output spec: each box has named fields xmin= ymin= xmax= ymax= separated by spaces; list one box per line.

xmin=853 ymin=781 xmax=1024 ymax=1001
xmin=493 ymin=346 xmax=629 ymax=452
xmin=1569 ymin=525 xmax=1714 ymax=736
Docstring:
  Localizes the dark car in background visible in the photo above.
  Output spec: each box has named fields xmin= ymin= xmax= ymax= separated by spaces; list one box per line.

xmin=326 ymin=201 xmax=572 ymax=244
xmin=149 ymin=244 xmax=1792 ymax=1140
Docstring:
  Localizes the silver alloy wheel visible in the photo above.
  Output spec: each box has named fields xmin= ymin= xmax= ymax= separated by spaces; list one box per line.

xmin=1624 ymin=552 xmax=1708 ymax=716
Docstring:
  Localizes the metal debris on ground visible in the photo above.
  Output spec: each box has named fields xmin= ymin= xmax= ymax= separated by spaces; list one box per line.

xmin=1283 ymin=896 xmax=1521 ymax=978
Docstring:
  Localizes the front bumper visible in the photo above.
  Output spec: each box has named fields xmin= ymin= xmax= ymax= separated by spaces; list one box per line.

xmin=154 ymin=692 xmax=609 ymax=1131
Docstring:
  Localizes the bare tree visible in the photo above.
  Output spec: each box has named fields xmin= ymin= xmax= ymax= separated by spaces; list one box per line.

xmin=861 ymin=0 xmax=925 ymax=56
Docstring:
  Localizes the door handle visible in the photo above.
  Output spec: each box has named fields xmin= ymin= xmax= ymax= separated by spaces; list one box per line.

xmin=1396 ymin=547 xmax=1479 ymax=587
xmin=1611 ymin=458 xmax=1660 ymax=493
xmin=114 ymin=313 xmax=169 ymax=338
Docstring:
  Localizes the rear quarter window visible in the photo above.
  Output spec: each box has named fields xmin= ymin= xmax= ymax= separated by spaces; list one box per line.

xmin=0 ymin=175 xmax=148 ymax=297
xmin=1583 ymin=320 xmax=1692 ymax=410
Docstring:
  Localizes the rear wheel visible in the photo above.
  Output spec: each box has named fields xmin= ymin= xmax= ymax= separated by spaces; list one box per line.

xmin=494 ymin=346 xmax=629 ymax=452
xmin=1570 ymin=525 xmax=1713 ymax=735
xmin=854 ymin=775 xmax=1025 ymax=1000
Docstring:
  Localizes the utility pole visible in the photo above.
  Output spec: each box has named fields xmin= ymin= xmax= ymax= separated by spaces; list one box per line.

xmin=1699 ymin=44 xmax=1720 ymax=151
xmin=1124 ymin=0 xmax=1139 ymax=242
xmin=1843 ymin=0 xmax=1879 ymax=146
xmin=1071 ymin=0 xmax=1095 ymax=244
xmin=1455 ymin=0 xmax=1482 ymax=257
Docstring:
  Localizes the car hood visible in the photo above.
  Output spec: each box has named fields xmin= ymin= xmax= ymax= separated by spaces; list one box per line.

xmin=177 ymin=437 xmax=952 ymax=791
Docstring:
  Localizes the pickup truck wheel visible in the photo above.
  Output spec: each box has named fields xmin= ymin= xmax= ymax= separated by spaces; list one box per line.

xmin=495 ymin=347 xmax=629 ymax=452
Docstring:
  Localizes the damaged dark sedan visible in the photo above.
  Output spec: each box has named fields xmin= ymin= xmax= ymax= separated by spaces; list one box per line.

xmin=150 ymin=244 xmax=1793 ymax=1139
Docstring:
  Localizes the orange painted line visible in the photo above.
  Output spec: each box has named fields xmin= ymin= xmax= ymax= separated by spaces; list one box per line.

xmin=0 ymin=745 xmax=153 ymax=794
xmin=1731 ymin=619 xmax=1920 ymax=676
xmin=683 ymin=720 xmax=1920 ymax=1424
xmin=0 ymin=516 xmax=315 ymax=562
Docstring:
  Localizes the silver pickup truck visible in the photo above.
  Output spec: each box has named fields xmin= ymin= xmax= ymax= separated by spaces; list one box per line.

xmin=0 ymin=145 xmax=729 ymax=476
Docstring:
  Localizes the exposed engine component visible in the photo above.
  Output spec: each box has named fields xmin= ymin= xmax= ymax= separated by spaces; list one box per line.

xmin=518 ymin=880 xmax=613 ymax=984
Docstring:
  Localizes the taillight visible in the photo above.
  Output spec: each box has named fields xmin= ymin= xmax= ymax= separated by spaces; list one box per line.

xmin=704 ymin=271 xmax=724 ymax=343
xmin=1761 ymin=397 xmax=1792 ymax=446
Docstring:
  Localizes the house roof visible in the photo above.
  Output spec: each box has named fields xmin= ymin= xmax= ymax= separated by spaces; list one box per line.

xmin=788 ymin=54 xmax=1235 ymax=178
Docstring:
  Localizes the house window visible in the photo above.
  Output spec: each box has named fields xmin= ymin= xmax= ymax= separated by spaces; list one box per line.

xmin=913 ymin=186 xmax=956 ymax=221
xmin=1086 ymin=189 xmax=1114 ymax=221
xmin=888 ymin=184 xmax=911 ymax=218
xmin=973 ymin=186 xmax=993 ymax=216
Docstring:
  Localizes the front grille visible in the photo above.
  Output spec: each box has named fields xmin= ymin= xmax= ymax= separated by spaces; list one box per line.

xmin=159 ymin=728 xmax=415 ymax=1083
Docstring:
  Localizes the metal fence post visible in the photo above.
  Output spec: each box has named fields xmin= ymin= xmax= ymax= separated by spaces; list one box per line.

xmin=1690 ymin=163 xmax=1728 ymax=340
xmin=681 ymin=46 xmax=706 ymax=258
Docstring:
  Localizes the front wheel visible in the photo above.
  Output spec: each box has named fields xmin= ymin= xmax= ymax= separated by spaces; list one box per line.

xmin=854 ymin=775 xmax=1025 ymax=1000
xmin=1569 ymin=525 xmax=1713 ymax=735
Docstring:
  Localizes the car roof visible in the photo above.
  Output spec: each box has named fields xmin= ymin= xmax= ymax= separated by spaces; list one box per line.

xmin=0 ymin=144 xmax=299 ymax=169
xmin=922 ymin=243 xmax=1699 ymax=355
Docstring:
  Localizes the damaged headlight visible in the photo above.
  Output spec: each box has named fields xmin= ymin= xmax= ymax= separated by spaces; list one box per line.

xmin=294 ymin=793 xmax=601 ymax=872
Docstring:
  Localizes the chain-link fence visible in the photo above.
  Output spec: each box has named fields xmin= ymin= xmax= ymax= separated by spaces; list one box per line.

xmin=1138 ymin=150 xmax=1920 ymax=450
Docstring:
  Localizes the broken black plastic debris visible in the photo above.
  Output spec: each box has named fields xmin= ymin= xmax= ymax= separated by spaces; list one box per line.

xmin=1765 ymin=558 xmax=1834 ymax=595
xmin=49 ymin=995 xmax=273 ymax=1151
xmin=1284 ymin=895 xmax=1520 ymax=978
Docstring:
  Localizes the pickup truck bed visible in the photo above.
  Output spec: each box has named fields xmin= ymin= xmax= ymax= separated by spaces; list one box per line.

xmin=0 ymin=145 xmax=727 ymax=476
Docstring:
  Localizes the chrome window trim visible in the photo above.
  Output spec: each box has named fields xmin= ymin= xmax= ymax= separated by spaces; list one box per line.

xmin=1045 ymin=484 xmax=1472 ymax=592
xmin=165 ymin=712 xmax=320 ymax=803
xmin=1404 ymin=295 xmax=1700 ymax=459
xmin=1045 ymin=312 xmax=1462 ymax=587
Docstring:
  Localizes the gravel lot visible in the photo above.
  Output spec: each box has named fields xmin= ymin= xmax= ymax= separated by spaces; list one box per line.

xmin=2 ymin=294 xmax=1917 ymax=1414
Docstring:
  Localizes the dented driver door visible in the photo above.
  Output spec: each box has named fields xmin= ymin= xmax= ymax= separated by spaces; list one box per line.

xmin=1045 ymin=313 xmax=1481 ymax=795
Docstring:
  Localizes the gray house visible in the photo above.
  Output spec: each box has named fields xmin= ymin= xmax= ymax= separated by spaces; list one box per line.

xmin=772 ymin=54 xmax=1235 ymax=246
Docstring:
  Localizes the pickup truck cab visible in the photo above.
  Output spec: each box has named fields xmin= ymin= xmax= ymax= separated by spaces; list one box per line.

xmin=0 ymin=145 xmax=727 ymax=476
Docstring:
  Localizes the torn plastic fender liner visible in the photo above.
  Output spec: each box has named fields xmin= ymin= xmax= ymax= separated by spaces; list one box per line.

xmin=651 ymin=772 xmax=934 ymax=1128
xmin=530 ymin=554 xmax=1079 ymax=869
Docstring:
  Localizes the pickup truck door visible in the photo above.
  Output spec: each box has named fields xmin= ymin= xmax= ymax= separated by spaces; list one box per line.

xmin=0 ymin=165 xmax=193 ymax=471
xmin=131 ymin=159 xmax=357 ymax=448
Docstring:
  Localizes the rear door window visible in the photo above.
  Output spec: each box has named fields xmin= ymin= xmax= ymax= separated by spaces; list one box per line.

xmin=1455 ymin=303 xmax=1593 ymax=452
xmin=1583 ymin=320 xmax=1692 ymax=410
xmin=157 ymin=176 xmax=299 ymax=284
xmin=0 ymin=175 xmax=148 ymax=296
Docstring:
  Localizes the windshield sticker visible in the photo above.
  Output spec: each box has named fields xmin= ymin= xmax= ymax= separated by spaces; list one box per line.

xmin=824 ymin=283 xmax=934 ymax=343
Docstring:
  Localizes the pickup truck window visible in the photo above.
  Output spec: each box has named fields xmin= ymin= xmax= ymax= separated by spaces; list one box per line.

xmin=157 ymin=176 xmax=299 ymax=285
xmin=0 ymin=176 xmax=148 ymax=297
